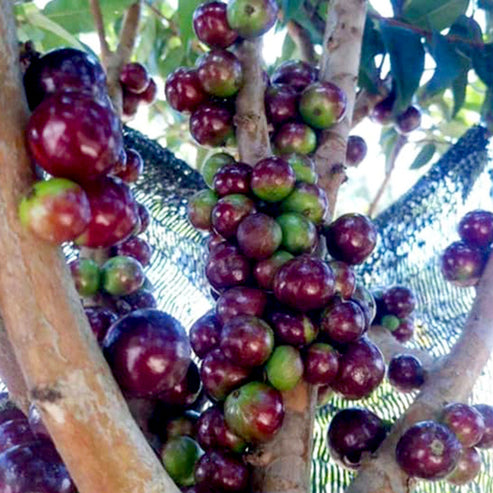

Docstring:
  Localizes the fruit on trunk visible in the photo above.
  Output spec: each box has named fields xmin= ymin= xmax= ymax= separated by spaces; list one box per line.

xmin=159 ymin=362 xmax=202 ymax=407
xmin=276 ymin=212 xmax=317 ymax=255
xmin=137 ymin=202 xmax=151 ymax=234
xmin=320 ymin=298 xmax=366 ymax=343
xmin=224 ymin=381 xmax=284 ymax=443
xmin=441 ymin=403 xmax=485 ymax=448
xmin=393 ymin=317 xmax=415 ymax=343
xmin=193 ymin=1 xmax=239 ymax=48
xmin=273 ymin=255 xmax=335 ymax=311
xmin=211 ymin=194 xmax=256 ymax=239
xmin=328 ymin=261 xmax=356 ymax=299
xmin=281 ymin=153 xmax=317 ymax=184
xmin=165 ymin=68 xmax=207 ymax=113
xmin=458 ymin=209 xmax=493 ymax=248
xmin=189 ymin=311 xmax=222 ymax=359
xmin=19 ymin=178 xmax=91 ymax=244
xmin=101 ymin=255 xmax=145 ymax=296
xmin=103 ymin=309 xmax=191 ymax=397
xmin=387 ymin=354 xmax=425 ymax=393
xmin=274 ymin=122 xmax=317 ymax=155
xmin=206 ymin=242 xmax=251 ymax=290
xmin=237 ymin=213 xmax=282 ymax=259
xmin=116 ymin=289 xmax=157 ymax=315
xmin=213 ymin=162 xmax=252 ymax=196
xmin=253 ymin=250 xmax=294 ymax=290
xmin=114 ymin=236 xmax=153 ymax=267
xmin=190 ymin=103 xmax=235 ymax=147
xmin=201 ymin=152 xmax=236 ymax=188
xmin=27 ymin=405 xmax=50 ymax=439
xmin=328 ymin=408 xmax=387 ymax=469
xmin=216 ymin=287 xmax=267 ymax=325
xmin=226 ymin=0 xmax=278 ymax=38
xmin=0 ymin=419 xmax=38 ymax=453
xmin=114 ymin=148 xmax=144 ymax=183
xmin=473 ymin=404 xmax=493 ymax=448
xmin=271 ymin=60 xmax=318 ymax=92
xmin=383 ymin=286 xmax=416 ymax=318
xmin=251 ymin=157 xmax=296 ymax=203
xmin=84 ymin=306 xmax=118 ymax=343
xmin=345 ymin=135 xmax=367 ymax=167
xmin=269 ymin=309 xmax=318 ymax=347
xmin=197 ymin=50 xmax=243 ymax=97
xmin=280 ymin=182 xmax=328 ymax=225
xmin=161 ymin=436 xmax=203 ymax=487
xmin=395 ymin=420 xmax=462 ymax=479
xmin=265 ymin=84 xmax=299 ymax=124
xmin=265 ymin=345 xmax=303 ymax=391
xmin=164 ymin=411 xmax=199 ymax=440
xmin=370 ymin=94 xmax=395 ymax=125
xmin=119 ymin=62 xmax=149 ymax=94
xmin=446 ymin=447 xmax=482 ymax=485
xmin=395 ymin=105 xmax=421 ymax=134
xmin=303 ymin=343 xmax=340 ymax=385
xmin=351 ymin=283 xmax=376 ymax=328
xmin=441 ymin=241 xmax=485 ymax=287
xmin=68 ymin=258 xmax=100 ymax=297
xmin=188 ymin=189 xmax=218 ymax=231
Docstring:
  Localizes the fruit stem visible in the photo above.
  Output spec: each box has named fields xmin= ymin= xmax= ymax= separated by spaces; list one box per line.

xmin=314 ymin=0 xmax=367 ymax=220
xmin=285 ymin=21 xmax=317 ymax=65
xmin=89 ymin=0 xmax=111 ymax=65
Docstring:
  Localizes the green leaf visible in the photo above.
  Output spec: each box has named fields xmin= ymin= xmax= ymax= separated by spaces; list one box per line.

xmin=281 ymin=0 xmax=304 ymax=23
xmin=473 ymin=44 xmax=493 ymax=87
xmin=410 ymin=143 xmax=436 ymax=169
xmin=176 ymin=0 xmax=202 ymax=50
xmin=402 ymin=0 xmax=470 ymax=31
xmin=358 ymin=16 xmax=385 ymax=93
xmin=390 ymin=0 xmax=405 ymax=16
xmin=281 ymin=33 xmax=296 ymax=61
xmin=452 ymin=69 xmax=468 ymax=116
xmin=380 ymin=127 xmax=400 ymax=173
xmin=158 ymin=43 xmax=185 ymax=77
xmin=380 ymin=22 xmax=425 ymax=113
xmin=478 ymin=0 xmax=493 ymax=10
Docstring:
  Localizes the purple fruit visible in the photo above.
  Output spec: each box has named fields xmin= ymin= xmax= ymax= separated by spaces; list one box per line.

xmin=253 ymin=250 xmax=294 ymax=291
xmin=270 ymin=310 xmax=318 ymax=347
xmin=190 ymin=103 xmax=234 ymax=147
xmin=274 ymin=122 xmax=317 ymax=155
xmin=320 ymin=298 xmax=366 ymax=343
xmin=116 ymin=289 xmax=157 ymax=315
xmin=237 ymin=213 xmax=282 ymax=260
xmin=395 ymin=105 xmax=421 ymax=134
xmin=119 ymin=63 xmax=149 ymax=94
xmin=473 ymin=404 xmax=493 ymax=448
xmin=303 ymin=343 xmax=340 ymax=386
xmin=328 ymin=261 xmax=356 ymax=299
xmin=393 ymin=317 xmax=415 ymax=343
xmin=441 ymin=241 xmax=485 ymax=287
xmin=346 ymin=136 xmax=367 ymax=167
xmin=193 ymin=1 xmax=239 ymax=49
xmin=371 ymin=94 xmax=395 ymax=125
xmin=28 ymin=405 xmax=50 ymax=439
xmin=103 ymin=309 xmax=191 ymax=397
xmin=265 ymin=84 xmax=299 ymax=124
xmin=383 ymin=286 xmax=416 ymax=318
xmin=446 ymin=447 xmax=482 ymax=485
xmin=0 ymin=407 xmax=26 ymax=426
xmin=205 ymin=242 xmax=251 ymax=290
xmin=216 ymin=287 xmax=267 ymax=325
xmin=84 ymin=306 xmax=118 ymax=343
xmin=213 ymin=162 xmax=252 ymax=197
xmin=165 ymin=68 xmax=207 ymax=113
xmin=441 ymin=403 xmax=485 ymax=448
xmin=0 ymin=419 xmax=38 ymax=453
xmin=458 ymin=209 xmax=493 ymax=249
xmin=396 ymin=420 xmax=461 ymax=479
xmin=201 ymin=152 xmax=236 ymax=189
xmin=387 ymin=354 xmax=425 ymax=393
xmin=251 ymin=157 xmax=296 ymax=203
xmin=189 ymin=311 xmax=222 ymax=359
xmin=187 ymin=189 xmax=218 ymax=231
xmin=271 ymin=60 xmax=318 ymax=93
xmin=211 ymin=194 xmax=256 ymax=239
xmin=159 ymin=362 xmax=202 ymax=407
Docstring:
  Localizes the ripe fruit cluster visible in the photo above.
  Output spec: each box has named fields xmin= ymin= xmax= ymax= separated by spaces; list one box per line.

xmin=441 ymin=209 xmax=493 ymax=287
xmin=371 ymin=92 xmax=422 ymax=135
xmin=120 ymin=62 xmax=158 ymax=119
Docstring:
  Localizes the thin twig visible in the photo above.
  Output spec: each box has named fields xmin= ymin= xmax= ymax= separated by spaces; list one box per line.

xmin=89 ymin=0 xmax=111 ymax=64
xmin=286 ymin=20 xmax=317 ymax=65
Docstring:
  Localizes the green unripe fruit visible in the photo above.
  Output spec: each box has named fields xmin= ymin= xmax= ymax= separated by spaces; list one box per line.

xmin=227 ymin=0 xmax=279 ymax=39
xmin=161 ymin=436 xmax=203 ymax=486
xmin=69 ymin=258 xmax=101 ymax=297
xmin=276 ymin=212 xmax=317 ymax=254
xmin=101 ymin=255 xmax=145 ymax=296
xmin=266 ymin=346 xmax=303 ymax=391
xmin=201 ymin=152 xmax=236 ymax=188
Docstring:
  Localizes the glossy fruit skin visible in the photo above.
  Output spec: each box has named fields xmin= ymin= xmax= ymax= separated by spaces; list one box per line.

xmin=458 ymin=209 xmax=493 ymax=249
xmin=0 ymin=440 xmax=76 ymax=493
xmin=441 ymin=241 xmax=485 ymax=287
xmin=328 ymin=408 xmax=387 ymax=469
xmin=103 ymin=309 xmax=191 ymax=397
xmin=101 ymin=255 xmax=145 ymax=296
xmin=119 ymin=63 xmax=149 ymax=94
xmin=281 ymin=154 xmax=317 ymax=184
xmin=19 ymin=178 xmax=91 ymax=244
xmin=75 ymin=176 xmax=139 ymax=248
xmin=280 ymin=183 xmax=328 ymax=225
xmin=200 ymin=348 xmax=251 ymax=401
xmin=270 ymin=310 xmax=318 ymax=347
xmin=395 ymin=105 xmax=421 ymax=134
xmin=276 ymin=212 xmax=317 ymax=255
xmin=201 ymin=153 xmax=236 ymax=189
xmin=116 ymin=289 xmax=157 ymax=315
xmin=188 ymin=189 xmax=218 ymax=231
xmin=325 ymin=213 xmax=377 ymax=265
xmin=206 ymin=243 xmax=251 ymax=290
xmin=271 ymin=60 xmax=318 ymax=93
xmin=27 ymin=92 xmax=122 ymax=182
xmin=189 ymin=311 xmax=222 ymax=359
xmin=352 ymin=283 xmax=376 ymax=328
xmin=211 ymin=194 xmax=256 ymax=239
xmin=68 ymin=258 xmax=100 ymax=297
xmin=346 ymin=136 xmax=367 ymax=167
xmin=393 ymin=317 xmax=415 ymax=343
xmin=383 ymin=286 xmax=416 ymax=318
xmin=84 ymin=306 xmax=118 ymax=343
xmin=115 ymin=148 xmax=144 ymax=183
xmin=273 ymin=255 xmax=335 ymax=311
xmin=27 ymin=405 xmax=50 ymax=439
xmin=473 ymin=404 xmax=493 ymax=448
xmin=197 ymin=50 xmax=243 ymax=97
xmin=216 ymin=287 xmax=267 ymax=325
xmin=237 ymin=213 xmax=282 ymax=260
xmin=141 ymin=78 xmax=158 ymax=104
xmin=266 ymin=346 xmax=303 ymax=391
xmin=387 ymin=354 xmax=425 ymax=393
xmin=224 ymin=381 xmax=284 ymax=443
xmin=226 ymin=0 xmax=278 ymax=38
xmin=159 ymin=362 xmax=202 ymax=407
xmin=396 ymin=421 xmax=462 ymax=479
xmin=161 ymin=436 xmax=203 ymax=487
xmin=165 ymin=68 xmax=207 ymax=113
xmin=320 ymin=298 xmax=366 ymax=343
xmin=253 ymin=250 xmax=294 ymax=291
xmin=0 ymin=419 xmax=37 ymax=453
xmin=0 ymin=408 xmax=26 ymax=426
xmin=220 ymin=315 xmax=274 ymax=367
xmin=274 ymin=123 xmax=317 ymax=155
xmin=114 ymin=236 xmax=153 ymax=267
xmin=331 ymin=337 xmax=385 ymax=400
xmin=441 ymin=403 xmax=485 ymax=448
xmin=122 ymin=88 xmax=141 ymax=119
xmin=193 ymin=1 xmax=239 ymax=48
xmin=23 ymin=47 xmax=106 ymax=110
xmin=303 ymin=343 xmax=340 ymax=386
xmin=328 ymin=261 xmax=356 ymax=299
xmin=190 ymin=103 xmax=235 ymax=147
xmin=299 ymin=82 xmax=347 ymax=129
xmin=213 ymin=162 xmax=252 ymax=197
xmin=137 ymin=203 xmax=151 ymax=234
xmin=446 ymin=447 xmax=482 ymax=485
xmin=251 ymin=157 xmax=296 ymax=203
xmin=265 ymin=84 xmax=299 ymax=124
xmin=370 ymin=94 xmax=395 ymax=125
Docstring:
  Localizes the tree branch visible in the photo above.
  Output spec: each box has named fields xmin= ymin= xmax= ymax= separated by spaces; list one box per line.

xmin=89 ymin=0 xmax=111 ymax=64
xmin=346 ymin=251 xmax=493 ymax=493
xmin=352 ymin=89 xmax=387 ymax=128
xmin=286 ymin=21 xmax=316 ymax=65
xmin=0 ymin=3 xmax=177 ymax=492
xmin=314 ymin=0 xmax=368 ymax=219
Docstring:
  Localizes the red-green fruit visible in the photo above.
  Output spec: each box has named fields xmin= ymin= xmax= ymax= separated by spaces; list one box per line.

xmin=119 ymin=62 xmax=149 ymax=94
xmin=274 ymin=123 xmax=317 ymax=155
xmin=237 ymin=213 xmax=283 ymax=259
xmin=226 ymin=0 xmax=278 ymax=38
xmin=324 ymin=213 xmax=378 ymax=265
xmin=299 ymin=82 xmax=347 ymax=129
xmin=115 ymin=148 xmax=144 ymax=183
xmin=265 ymin=84 xmax=299 ymax=124
xmin=220 ymin=315 xmax=274 ymax=367
xmin=303 ymin=343 xmax=340 ymax=385
xmin=164 ymin=411 xmax=199 ymax=440
xmin=189 ymin=311 xmax=221 ymax=359
xmin=395 ymin=105 xmax=421 ymax=134
xmin=161 ymin=436 xmax=203 ymax=486
xmin=458 ymin=209 xmax=493 ymax=249
xmin=396 ymin=421 xmax=462 ymax=479
xmin=383 ymin=286 xmax=416 ymax=318
xmin=159 ymin=362 xmax=202 ymax=407
xmin=320 ymin=298 xmax=366 ymax=343
xmin=331 ymin=337 xmax=385 ymax=400
xmin=205 ymin=243 xmax=250 ymax=290
xmin=114 ymin=236 xmax=153 ymax=267
xmin=441 ymin=241 xmax=485 ymax=287
xmin=446 ymin=447 xmax=482 ymax=485
xmin=251 ymin=157 xmax=296 ymax=202
xmin=201 ymin=152 xmax=236 ymax=188
xmin=271 ymin=60 xmax=318 ymax=93
xmin=270 ymin=310 xmax=318 ymax=347
xmin=165 ymin=68 xmax=207 ymax=113
xmin=253 ymin=250 xmax=294 ymax=291
xmin=101 ymin=255 xmax=145 ymax=296
xmin=216 ymin=287 xmax=267 ymax=325
xmin=68 ymin=258 xmax=100 ymax=297
xmin=213 ymin=162 xmax=251 ymax=196
xmin=75 ymin=176 xmax=138 ymax=248
xmin=190 ymin=103 xmax=235 ymax=147
xmin=441 ymin=403 xmax=485 ymax=448
xmin=329 ymin=260 xmax=356 ymax=299
xmin=328 ymin=408 xmax=387 ymax=470
xmin=211 ymin=194 xmax=256 ymax=238
xmin=281 ymin=154 xmax=317 ymax=184
xmin=276 ymin=212 xmax=317 ymax=254
xmin=102 ymin=309 xmax=191 ymax=397
xmin=19 ymin=178 xmax=91 ymax=244
xmin=273 ymin=255 xmax=335 ymax=311
xmin=266 ymin=346 xmax=303 ymax=391
xmin=387 ymin=354 xmax=425 ymax=393
xmin=193 ymin=1 xmax=239 ymax=49
xmin=281 ymin=183 xmax=328 ymax=225
xmin=346 ymin=136 xmax=367 ymax=167
xmin=27 ymin=92 xmax=122 ymax=182
xmin=200 ymin=348 xmax=251 ymax=401
xmin=224 ymin=381 xmax=284 ymax=443
xmin=197 ymin=50 xmax=243 ymax=97
xmin=188 ymin=189 xmax=218 ymax=231
xmin=473 ymin=404 xmax=493 ymax=448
